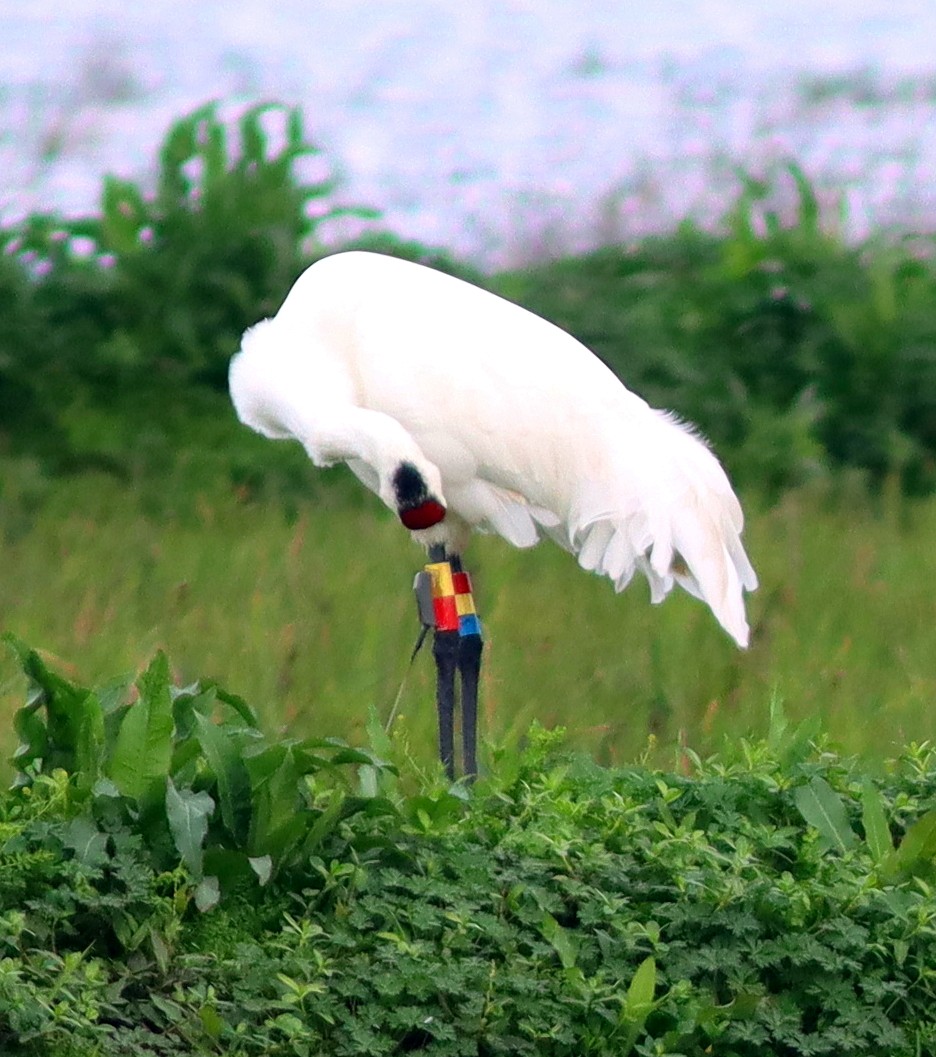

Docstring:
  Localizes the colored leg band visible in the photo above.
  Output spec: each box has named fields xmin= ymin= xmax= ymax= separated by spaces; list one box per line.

xmin=423 ymin=560 xmax=482 ymax=638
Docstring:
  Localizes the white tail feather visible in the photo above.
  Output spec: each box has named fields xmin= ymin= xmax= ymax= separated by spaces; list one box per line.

xmin=567 ymin=411 xmax=757 ymax=648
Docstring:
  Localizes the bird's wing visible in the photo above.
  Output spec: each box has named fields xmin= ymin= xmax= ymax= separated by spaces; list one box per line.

xmin=446 ymin=478 xmax=561 ymax=549
xmin=567 ymin=410 xmax=757 ymax=648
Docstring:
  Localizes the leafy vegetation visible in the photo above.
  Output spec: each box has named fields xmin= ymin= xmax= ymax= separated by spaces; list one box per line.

xmin=0 ymin=102 xmax=472 ymax=478
xmin=2 ymin=645 xmax=936 ymax=1056
xmin=3 ymin=106 xmax=936 ymax=497
xmin=2 ymin=102 xmax=336 ymax=472
xmin=496 ymin=167 xmax=936 ymax=495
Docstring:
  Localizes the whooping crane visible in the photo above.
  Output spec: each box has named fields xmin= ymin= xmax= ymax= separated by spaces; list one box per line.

xmin=229 ymin=250 xmax=757 ymax=777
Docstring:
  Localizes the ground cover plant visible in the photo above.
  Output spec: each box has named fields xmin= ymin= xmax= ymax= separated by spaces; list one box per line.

xmin=1 ymin=644 xmax=936 ymax=1056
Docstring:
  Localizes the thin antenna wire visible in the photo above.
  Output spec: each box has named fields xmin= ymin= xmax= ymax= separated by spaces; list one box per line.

xmin=385 ymin=623 xmax=430 ymax=732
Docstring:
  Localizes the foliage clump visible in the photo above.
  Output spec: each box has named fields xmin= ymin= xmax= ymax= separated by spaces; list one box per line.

xmin=0 ymin=103 xmax=366 ymax=475
xmin=498 ymin=166 xmax=936 ymax=495
xmin=1 ymin=644 xmax=936 ymax=1055
xmin=4 ymin=105 xmax=936 ymax=499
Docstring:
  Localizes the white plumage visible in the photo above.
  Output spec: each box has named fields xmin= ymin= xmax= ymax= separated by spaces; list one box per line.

xmin=230 ymin=250 xmax=757 ymax=646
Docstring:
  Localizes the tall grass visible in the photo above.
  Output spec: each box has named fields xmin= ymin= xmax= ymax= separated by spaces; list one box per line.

xmin=3 ymin=454 xmax=934 ymax=771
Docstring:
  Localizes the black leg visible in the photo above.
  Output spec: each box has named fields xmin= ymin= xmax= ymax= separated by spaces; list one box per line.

xmin=449 ymin=553 xmax=482 ymax=780
xmin=433 ymin=630 xmax=459 ymax=781
xmin=458 ymin=632 xmax=482 ymax=778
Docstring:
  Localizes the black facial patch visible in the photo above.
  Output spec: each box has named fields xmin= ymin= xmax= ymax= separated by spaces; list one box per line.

xmin=392 ymin=461 xmax=430 ymax=507
xmin=393 ymin=461 xmax=446 ymax=530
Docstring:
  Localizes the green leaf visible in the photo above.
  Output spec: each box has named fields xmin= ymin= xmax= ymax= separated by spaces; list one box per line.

xmin=860 ymin=777 xmax=893 ymax=863
xmin=5 ymin=635 xmax=104 ymax=786
xmin=887 ymin=809 xmax=936 ymax=880
xmin=540 ymin=913 xmax=577 ymax=970
xmin=100 ymin=176 xmax=147 ymax=254
xmin=249 ymin=855 xmax=273 ymax=886
xmin=789 ymin=161 xmax=820 ymax=235
xmin=299 ymin=789 xmax=345 ymax=859
xmin=193 ymin=711 xmax=252 ymax=845
xmin=624 ymin=955 xmax=656 ymax=1014
xmin=619 ymin=956 xmax=656 ymax=1055
xmin=211 ymin=684 xmax=260 ymax=728
xmin=165 ymin=778 xmax=214 ymax=877
xmin=794 ymin=776 xmax=857 ymax=854
xmin=63 ymin=817 xmax=109 ymax=867
xmin=107 ymin=652 xmax=174 ymax=803
xmin=246 ymin=745 xmax=302 ymax=859
xmin=240 ymin=103 xmax=276 ymax=165
xmin=195 ymin=875 xmax=220 ymax=913
xmin=11 ymin=696 xmax=48 ymax=776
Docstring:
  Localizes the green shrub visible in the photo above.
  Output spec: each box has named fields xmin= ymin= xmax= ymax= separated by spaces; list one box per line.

xmin=498 ymin=166 xmax=936 ymax=495
xmin=15 ymin=103 xmax=355 ymax=383
xmin=0 ymin=103 xmax=376 ymax=474
xmin=2 ymin=645 xmax=936 ymax=1056
xmin=5 ymin=107 xmax=936 ymax=496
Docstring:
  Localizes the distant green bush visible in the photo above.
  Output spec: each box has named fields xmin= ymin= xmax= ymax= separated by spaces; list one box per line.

xmin=498 ymin=167 xmax=936 ymax=495
xmin=4 ymin=107 xmax=936 ymax=496
xmin=11 ymin=103 xmax=351 ymax=386
xmin=3 ymin=643 xmax=936 ymax=1056
xmin=0 ymin=103 xmax=479 ymax=479
xmin=0 ymin=103 xmax=377 ymax=476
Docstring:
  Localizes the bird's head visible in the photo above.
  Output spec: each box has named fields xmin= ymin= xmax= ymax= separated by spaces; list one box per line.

xmin=390 ymin=460 xmax=447 ymax=531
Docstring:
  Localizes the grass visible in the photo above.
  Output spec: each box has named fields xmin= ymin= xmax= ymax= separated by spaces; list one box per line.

xmin=3 ymin=442 xmax=935 ymax=772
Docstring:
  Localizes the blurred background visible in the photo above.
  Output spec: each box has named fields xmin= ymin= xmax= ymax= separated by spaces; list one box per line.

xmin=4 ymin=0 xmax=935 ymax=264
xmin=1 ymin=1 xmax=935 ymax=769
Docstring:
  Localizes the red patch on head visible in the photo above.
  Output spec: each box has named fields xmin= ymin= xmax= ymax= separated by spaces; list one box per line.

xmin=399 ymin=500 xmax=447 ymax=530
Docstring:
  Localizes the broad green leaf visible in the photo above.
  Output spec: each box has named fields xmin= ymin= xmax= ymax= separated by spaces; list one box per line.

xmin=165 ymin=778 xmax=214 ymax=877
xmin=5 ymin=636 xmax=104 ymax=784
xmin=249 ymin=855 xmax=273 ymax=886
xmin=794 ymin=777 xmax=857 ymax=854
xmin=619 ymin=956 xmax=656 ymax=1056
xmin=212 ymin=684 xmax=260 ymax=728
xmin=300 ymin=790 xmax=345 ymax=859
xmin=365 ymin=703 xmax=393 ymax=760
xmin=540 ymin=913 xmax=577 ymax=970
xmin=91 ymin=776 xmax=122 ymax=799
xmin=63 ymin=817 xmax=109 ymax=867
xmin=623 ymin=956 xmax=656 ymax=1017
xmin=101 ymin=176 xmax=146 ymax=254
xmin=195 ymin=875 xmax=220 ymax=913
xmin=11 ymin=698 xmax=48 ymax=775
xmin=70 ymin=691 xmax=106 ymax=793
xmin=766 ymin=691 xmax=821 ymax=766
xmin=193 ymin=711 xmax=252 ymax=845
xmin=888 ymin=810 xmax=936 ymax=880
xmin=107 ymin=652 xmax=174 ymax=803
xmin=861 ymin=777 xmax=893 ymax=863
xmin=247 ymin=746 xmax=301 ymax=858
xmin=199 ymin=1004 xmax=224 ymax=1039
xmin=149 ymin=931 xmax=170 ymax=974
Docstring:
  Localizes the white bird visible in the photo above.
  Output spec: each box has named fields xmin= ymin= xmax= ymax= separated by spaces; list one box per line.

xmin=229 ymin=250 xmax=757 ymax=776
